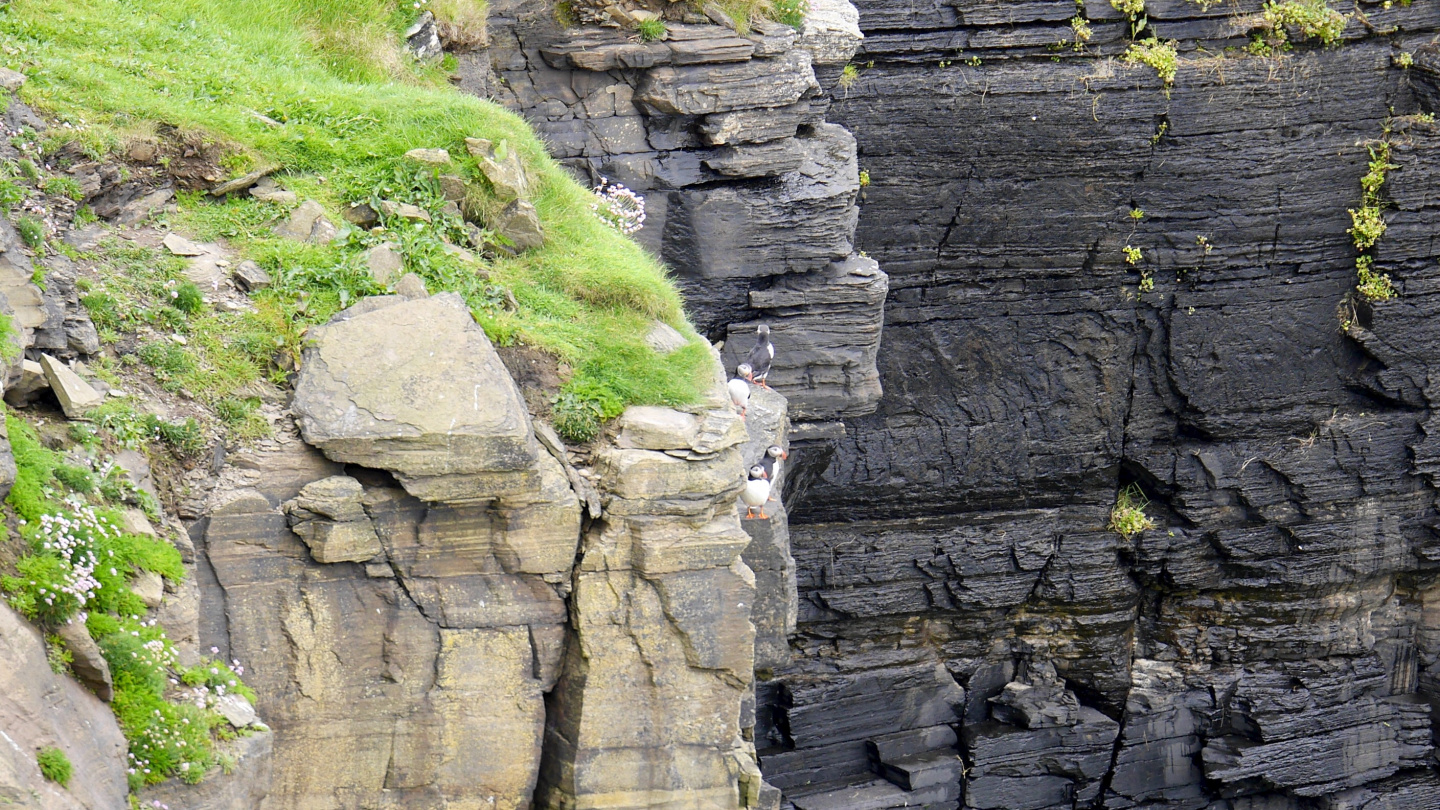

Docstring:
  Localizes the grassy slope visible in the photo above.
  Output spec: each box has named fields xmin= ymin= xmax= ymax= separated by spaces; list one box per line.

xmin=1 ymin=0 xmax=713 ymax=422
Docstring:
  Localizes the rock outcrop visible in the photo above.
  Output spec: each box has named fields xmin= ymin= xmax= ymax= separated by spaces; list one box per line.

xmin=480 ymin=0 xmax=885 ymax=422
xmin=0 ymin=605 xmax=129 ymax=810
xmin=738 ymin=2 xmax=1440 ymax=809
xmin=201 ymin=294 xmax=791 ymax=808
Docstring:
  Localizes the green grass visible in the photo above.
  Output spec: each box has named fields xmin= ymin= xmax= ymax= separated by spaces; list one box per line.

xmin=0 ymin=412 xmax=242 ymax=789
xmin=706 ymin=0 xmax=808 ymax=32
xmin=37 ymin=747 xmax=71 ymax=787
xmin=636 ymin=18 xmax=668 ymax=42
xmin=5 ymin=0 xmax=712 ymax=421
xmin=1109 ymin=483 xmax=1157 ymax=539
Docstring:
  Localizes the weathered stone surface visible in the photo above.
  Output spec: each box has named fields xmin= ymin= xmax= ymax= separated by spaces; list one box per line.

xmin=645 ymin=319 xmax=690 ymax=354
xmin=799 ymin=0 xmax=864 ymax=65
xmin=284 ymin=476 xmax=383 ymax=563
xmin=403 ymin=147 xmax=452 ymax=166
xmin=39 ymin=354 xmax=101 ymax=418
xmin=231 ymin=259 xmax=271 ymax=291
xmin=130 ymin=569 xmax=165 ymax=608
xmin=274 ymin=200 xmax=335 ymax=243
xmin=208 ymin=164 xmax=278 ymax=197
xmin=535 ymin=360 xmax=770 ymax=810
xmin=616 ymin=406 xmax=701 ymax=450
xmin=292 ymin=294 xmax=544 ymax=500
xmin=635 ymin=51 xmax=819 ymax=116
xmin=0 ymin=605 xmax=128 ymax=809
xmin=56 ymin=619 xmax=112 ymax=703
xmin=362 ymin=242 xmax=403 ymax=286
xmin=201 ymin=440 xmax=565 ymax=809
xmin=162 ymin=232 xmax=206 ymax=256
xmin=496 ymin=199 xmax=545 ymax=251
xmin=0 ymin=68 xmax=26 ymax=91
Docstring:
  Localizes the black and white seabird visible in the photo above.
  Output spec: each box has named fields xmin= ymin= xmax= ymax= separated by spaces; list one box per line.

xmin=741 ymin=464 xmax=771 ymax=519
xmin=759 ymin=444 xmax=788 ymax=481
xmin=728 ymin=377 xmax=751 ymax=419
xmin=760 ymin=445 xmax=787 ymax=503
xmin=740 ymin=324 xmax=774 ymax=388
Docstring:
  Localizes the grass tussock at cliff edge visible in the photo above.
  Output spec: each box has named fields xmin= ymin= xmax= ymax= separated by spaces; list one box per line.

xmin=2 ymin=0 xmax=712 ymax=421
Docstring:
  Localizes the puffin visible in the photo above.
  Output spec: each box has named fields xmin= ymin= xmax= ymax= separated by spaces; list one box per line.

xmin=741 ymin=324 xmax=774 ymax=388
xmin=759 ymin=444 xmax=788 ymax=481
xmin=728 ymin=376 xmax=751 ymax=419
xmin=741 ymin=464 xmax=771 ymax=520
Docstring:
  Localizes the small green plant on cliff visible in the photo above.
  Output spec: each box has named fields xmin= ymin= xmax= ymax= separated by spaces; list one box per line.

xmin=705 ymin=0 xmax=808 ymax=32
xmin=1110 ymin=0 xmax=1148 ymax=37
xmin=1262 ymin=0 xmax=1347 ymax=46
xmin=635 ymin=18 xmax=668 ymax=41
xmin=37 ymin=747 xmax=71 ymax=787
xmin=1123 ymin=245 xmax=1143 ymax=265
xmin=1249 ymin=0 xmax=1346 ymax=52
xmin=1109 ymin=484 xmax=1156 ymax=539
xmin=1348 ymin=142 xmax=1398 ymax=301
xmin=15 ymin=215 xmax=44 ymax=250
xmin=1070 ymin=16 xmax=1093 ymax=49
xmin=1124 ymin=39 xmax=1179 ymax=92
xmin=839 ymin=63 xmax=861 ymax=89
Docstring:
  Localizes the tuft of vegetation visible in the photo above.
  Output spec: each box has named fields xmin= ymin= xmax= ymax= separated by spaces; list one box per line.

xmin=1070 ymin=16 xmax=1093 ymax=50
xmin=1261 ymin=0 xmax=1347 ymax=47
xmin=1109 ymin=483 xmax=1157 ymax=539
xmin=1349 ymin=142 xmax=1397 ymax=301
xmin=1 ymin=414 xmax=244 ymax=790
xmin=45 ymin=633 xmax=74 ymax=675
xmin=1124 ymin=39 xmax=1179 ymax=91
xmin=6 ymin=0 xmax=712 ymax=436
xmin=37 ymin=747 xmax=71 ymax=787
xmin=635 ymin=18 xmax=668 ymax=42
xmin=1123 ymin=245 xmax=1143 ymax=265
xmin=707 ymin=0 xmax=808 ymax=32
xmin=552 ymin=385 xmax=622 ymax=444
xmin=15 ymin=214 xmax=44 ymax=250
xmin=1111 ymin=0 xmax=1148 ymax=37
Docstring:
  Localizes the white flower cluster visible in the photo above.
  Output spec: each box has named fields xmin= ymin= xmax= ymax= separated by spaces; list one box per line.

xmin=33 ymin=501 xmax=117 ymax=611
xmin=591 ymin=178 xmax=646 ymax=236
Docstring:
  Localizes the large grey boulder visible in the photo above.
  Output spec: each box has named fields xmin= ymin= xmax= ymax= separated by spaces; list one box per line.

xmin=0 ymin=605 xmax=128 ymax=808
xmin=40 ymin=354 xmax=102 ymax=419
xmin=292 ymin=294 xmax=544 ymax=502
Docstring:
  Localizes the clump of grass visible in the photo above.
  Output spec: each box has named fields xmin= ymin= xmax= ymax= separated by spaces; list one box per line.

xmin=1109 ymin=483 xmax=1157 ymax=539
xmin=37 ymin=747 xmax=71 ymax=787
xmin=1349 ymin=142 xmax=1398 ymax=302
xmin=45 ymin=633 xmax=74 ymax=674
xmin=551 ymin=386 xmax=622 ymax=444
xmin=9 ymin=0 xmax=710 ymax=423
xmin=15 ymin=215 xmax=44 ymax=249
xmin=706 ymin=0 xmax=808 ymax=32
xmin=636 ymin=18 xmax=668 ymax=42
xmin=173 ymin=281 xmax=206 ymax=314
xmin=1124 ymin=39 xmax=1179 ymax=90
xmin=1262 ymin=0 xmax=1346 ymax=46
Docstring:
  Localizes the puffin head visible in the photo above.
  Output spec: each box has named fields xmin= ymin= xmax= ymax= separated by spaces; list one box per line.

xmin=767 ymin=445 xmax=788 ymax=460
xmin=737 ymin=363 xmax=753 ymax=379
xmin=749 ymin=464 xmax=768 ymax=480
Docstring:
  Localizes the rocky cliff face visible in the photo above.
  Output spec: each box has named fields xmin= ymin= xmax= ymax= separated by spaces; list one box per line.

xmin=479 ymin=0 xmax=887 ymax=424
xmin=192 ymin=291 xmax=793 ymax=808
xmin=746 ymin=2 xmax=1440 ymax=809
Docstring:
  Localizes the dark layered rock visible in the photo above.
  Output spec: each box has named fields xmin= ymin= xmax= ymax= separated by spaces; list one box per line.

xmin=738 ymin=1 xmax=1440 ymax=808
